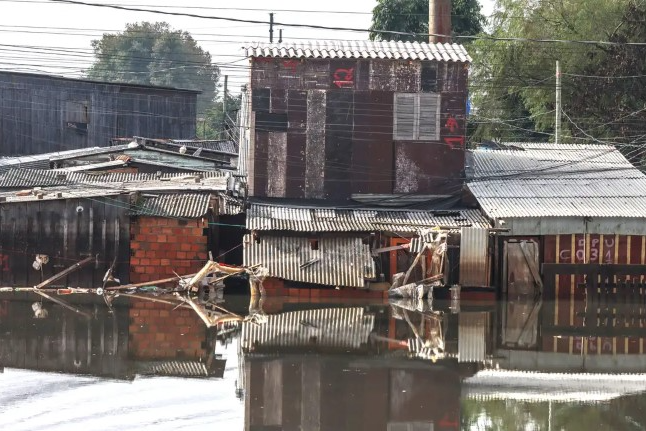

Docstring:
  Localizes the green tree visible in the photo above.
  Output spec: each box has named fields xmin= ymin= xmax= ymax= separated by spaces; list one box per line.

xmin=470 ymin=0 xmax=646 ymax=154
xmin=87 ymin=22 xmax=220 ymax=116
xmin=369 ymin=0 xmax=485 ymax=42
xmin=199 ymin=91 xmax=242 ymax=140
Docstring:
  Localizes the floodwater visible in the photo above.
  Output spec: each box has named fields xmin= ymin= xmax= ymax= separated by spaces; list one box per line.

xmin=0 ymin=293 xmax=645 ymax=430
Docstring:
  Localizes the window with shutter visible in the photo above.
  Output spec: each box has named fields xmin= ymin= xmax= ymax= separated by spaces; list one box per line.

xmin=393 ymin=93 xmax=441 ymax=141
xmin=394 ymin=93 xmax=416 ymax=140
xmin=418 ymin=93 xmax=440 ymax=140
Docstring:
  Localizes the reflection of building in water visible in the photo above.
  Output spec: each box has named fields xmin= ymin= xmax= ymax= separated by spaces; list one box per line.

xmin=238 ymin=303 xmax=485 ymax=431
xmin=497 ymin=295 xmax=646 ymax=373
xmin=0 ymin=297 xmax=233 ymax=379
xmin=243 ymin=355 xmax=462 ymax=431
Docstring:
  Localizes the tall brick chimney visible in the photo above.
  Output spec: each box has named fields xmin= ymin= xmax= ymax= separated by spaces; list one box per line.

xmin=429 ymin=0 xmax=451 ymax=44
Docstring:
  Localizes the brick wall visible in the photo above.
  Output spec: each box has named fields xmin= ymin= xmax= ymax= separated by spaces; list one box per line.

xmin=128 ymin=299 xmax=207 ymax=360
xmin=130 ymin=216 xmax=209 ymax=283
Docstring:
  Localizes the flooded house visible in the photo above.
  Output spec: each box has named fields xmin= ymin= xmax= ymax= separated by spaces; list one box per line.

xmin=0 ymin=71 xmax=198 ymax=156
xmin=238 ymin=39 xmax=490 ymax=296
xmin=0 ymin=160 xmax=244 ymax=287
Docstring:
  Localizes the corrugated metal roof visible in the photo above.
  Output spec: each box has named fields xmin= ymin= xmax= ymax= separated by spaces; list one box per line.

xmin=243 ymin=40 xmax=471 ymax=62
xmin=58 ymin=160 xmax=129 ymax=172
xmin=218 ymin=193 xmax=244 ymax=215
xmin=133 ymin=193 xmax=212 ymax=218
xmin=468 ymin=144 xmax=646 ymax=219
xmin=469 ymin=144 xmax=637 ymax=180
xmin=247 ymin=203 xmax=490 ymax=233
xmin=135 ymin=360 xmax=225 ymax=378
xmin=241 ymin=307 xmax=375 ymax=351
xmin=0 ymin=147 xmax=116 ymax=173
xmin=243 ymin=234 xmax=375 ymax=288
xmin=464 ymin=370 xmax=646 ymax=403
xmin=0 ymin=169 xmax=229 ymax=189
xmin=171 ymin=139 xmax=238 ymax=155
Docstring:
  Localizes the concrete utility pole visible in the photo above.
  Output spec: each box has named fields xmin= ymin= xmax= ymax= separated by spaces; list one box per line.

xmin=222 ymin=74 xmax=228 ymax=139
xmin=429 ymin=0 xmax=452 ymax=44
xmin=278 ymin=29 xmax=283 ymax=43
xmin=555 ymin=61 xmax=561 ymax=144
xmin=269 ymin=13 xmax=274 ymax=43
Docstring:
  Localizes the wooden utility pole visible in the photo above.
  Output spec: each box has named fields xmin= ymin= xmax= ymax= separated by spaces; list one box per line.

xmin=269 ymin=13 xmax=274 ymax=43
xmin=555 ymin=61 xmax=561 ymax=144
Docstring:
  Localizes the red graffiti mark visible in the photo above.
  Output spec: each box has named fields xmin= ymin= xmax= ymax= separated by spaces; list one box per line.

xmin=333 ymin=68 xmax=354 ymax=88
xmin=438 ymin=413 xmax=459 ymax=429
xmin=0 ymin=254 xmax=8 ymax=272
xmin=445 ymin=115 xmax=458 ymax=133
xmin=282 ymin=59 xmax=299 ymax=72
xmin=0 ymin=300 xmax=8 ymax=318
xmin=444 ymin=136 xmax=464 ymax=150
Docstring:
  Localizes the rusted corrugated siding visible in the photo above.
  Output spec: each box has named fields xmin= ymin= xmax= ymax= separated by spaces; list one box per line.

xmin=458 ymin=312 xmax=489 ymax=363
xmin=241 ymin=307 xmax=375 ymax=351
xmin=243 ymin=234 xmax=375 ymax=288
xmin=246 ymin=203 xmax=491 ymax=232
xmin=459 ymin=227 xmax=490 ymax=287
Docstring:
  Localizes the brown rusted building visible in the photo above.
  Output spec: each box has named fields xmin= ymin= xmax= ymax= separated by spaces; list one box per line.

xmin=241 ymin=40 xmax=471 ymax=201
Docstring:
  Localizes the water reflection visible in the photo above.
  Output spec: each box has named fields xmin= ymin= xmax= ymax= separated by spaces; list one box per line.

xmin=0 ymin=293 xmax=645 ymax=430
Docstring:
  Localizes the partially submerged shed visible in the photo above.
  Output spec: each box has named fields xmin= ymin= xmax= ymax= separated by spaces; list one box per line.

xmin=244 ymin=201 xmax=491 ymax=294
xmin=466 ymin=143 xmax=646 ymax=298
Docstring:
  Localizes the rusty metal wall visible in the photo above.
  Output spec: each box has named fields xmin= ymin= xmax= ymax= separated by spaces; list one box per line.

xmin=0 ymin=196 xmax=131 ymax=287
xmin=249 ymin=57 xmax=468 ymax=199
xmin=243 ymin=234 xmax=376 ymax=288
xmin=459 ymin=227 xmax=490 ymax=287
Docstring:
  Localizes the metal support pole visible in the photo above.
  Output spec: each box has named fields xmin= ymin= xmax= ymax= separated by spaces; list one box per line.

xmin=556 ymin=61 xmax=561 ymax=144
xmin=269 ymin=13 xmax=274 ymax=43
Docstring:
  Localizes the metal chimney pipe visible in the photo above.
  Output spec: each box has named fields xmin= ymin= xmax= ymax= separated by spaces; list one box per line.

xmin=429 ymin=0 xmax=452 ymax=44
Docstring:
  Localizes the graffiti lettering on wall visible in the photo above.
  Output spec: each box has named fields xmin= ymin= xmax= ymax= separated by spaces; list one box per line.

xmin=558 ymin=237 xmax=616 ymax=263
xmin=0 ymin=253 xmax=9 ymax=272
xmin=445 ymin=115 xmax=458 ymax=133
xmin=332 ymin=68 xmax=354 ymax=88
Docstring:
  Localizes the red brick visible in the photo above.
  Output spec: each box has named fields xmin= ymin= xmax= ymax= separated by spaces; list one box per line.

xmin=150 ymin=242 xmax=161 ymax=251
xmin=157 ymin=235 xmax=167 ymax=242
xmin=131 ymin=242 xmax=141 ymax=250
xmin=145 ymin=267 xmax=155 ymax=274
xmin=134 ymin=266 xmax=145 ymax=274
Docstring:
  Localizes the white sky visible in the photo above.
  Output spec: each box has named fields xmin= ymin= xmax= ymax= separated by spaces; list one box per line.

xmin=0 ymin=0 xmax=496 ymax=91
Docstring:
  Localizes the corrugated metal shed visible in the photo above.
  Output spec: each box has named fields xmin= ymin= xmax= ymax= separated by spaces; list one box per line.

xmin=467 ymin=144 xmax=646 ymax=234
xmin=218 ymin=193 xmax=244 ymax=215
xmin=243 ymin=234 xmax=376 ymax=288
xmin=247 ymin=203 xmax=490 ymax=233
xmin=459 ymin=227 xmax=490 ymax=287
xmin=244 ymin=40 xmax=471 ymax=63
xmin=241 ymin=307 xmax=375 ymax=351
xmin=132 ymin=193 xmax=212 ymax=218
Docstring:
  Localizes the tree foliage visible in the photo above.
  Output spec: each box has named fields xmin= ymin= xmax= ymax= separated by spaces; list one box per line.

xmin=369 ymin=0 xmax=485 ymax=42
xmin=87 ymin=22 xmax=220 ymax=115
xmin=470 ymin=0 xmax=646 ymax=153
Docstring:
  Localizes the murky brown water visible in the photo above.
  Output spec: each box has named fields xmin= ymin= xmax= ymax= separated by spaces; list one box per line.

xmin=0 ymin=293 xmax=645 ymax=430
